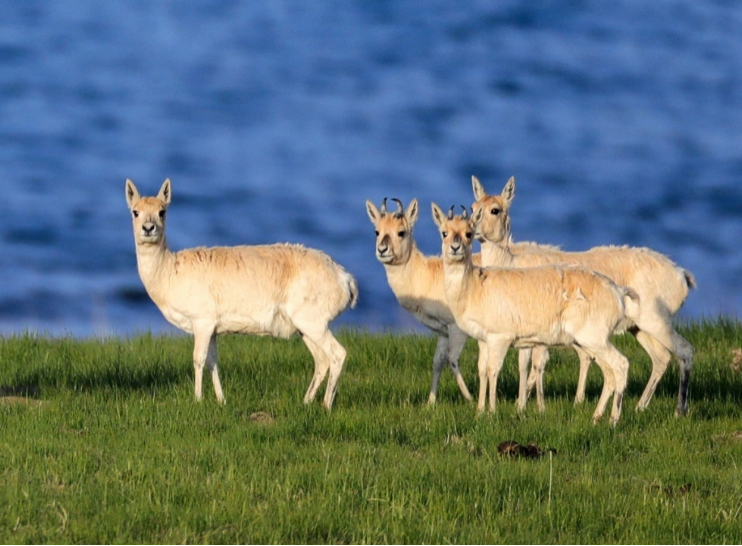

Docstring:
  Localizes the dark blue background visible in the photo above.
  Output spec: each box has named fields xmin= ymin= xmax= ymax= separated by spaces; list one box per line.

xmin=0 ymin=1 xmax=739 ymax=336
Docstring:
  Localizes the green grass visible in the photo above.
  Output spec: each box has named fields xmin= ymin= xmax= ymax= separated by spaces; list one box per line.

xmin=1 ymin=319 xmax=742 ymax=543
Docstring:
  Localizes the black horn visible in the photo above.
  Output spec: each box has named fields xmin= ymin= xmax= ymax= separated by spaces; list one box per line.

xmin=391 ymin=198 xmax=404 ymax=215
xmin=461 ymin=205 xmax=469 ymax=219
xmin=381 ymin=197 xmax=388 ymax=215
xmin=447 ymin=206 xmax=455 ymax=220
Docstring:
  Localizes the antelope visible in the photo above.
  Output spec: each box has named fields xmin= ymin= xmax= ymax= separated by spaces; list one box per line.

xmin=433 ymin=203 xmax=640 ymax=425
xmin=472 ymin=175 xmax=695 ymax=416
xmin=366 ymin=197 xmax=478 ymax=404
xmin=125 ymin=178 xmax=358 ymax=409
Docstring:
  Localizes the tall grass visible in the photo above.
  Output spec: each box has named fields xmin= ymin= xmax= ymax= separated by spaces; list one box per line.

xmin=1 ymin=320 xmax=741 ymax=543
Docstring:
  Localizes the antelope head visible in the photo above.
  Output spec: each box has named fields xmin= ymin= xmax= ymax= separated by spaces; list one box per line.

xmin=470 ymin=175 xmax=515 ymax=244
xmin=365 ymin=197 xmax=419 ymax=265
xmin=125 ymin=178 xmax=171 ymax=246
xmin=431 ymin=203 xmax=483 ymax=264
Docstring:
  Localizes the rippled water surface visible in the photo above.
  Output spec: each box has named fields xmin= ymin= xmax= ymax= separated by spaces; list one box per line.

xmin=1 ymin=1 xmax=741 ymax=336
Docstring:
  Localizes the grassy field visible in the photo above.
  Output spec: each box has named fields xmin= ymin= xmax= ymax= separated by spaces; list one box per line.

xmin=1 ymin=319 xmax=741 ymax=543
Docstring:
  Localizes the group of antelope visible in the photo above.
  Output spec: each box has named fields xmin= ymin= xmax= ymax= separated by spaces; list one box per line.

xmin=125 ymin=176 xmax=694 ymax=426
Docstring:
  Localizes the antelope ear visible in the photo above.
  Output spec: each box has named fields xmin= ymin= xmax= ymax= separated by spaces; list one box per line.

xmin=125 ymin=179 xmax=140 ymax=210
xmin=501 ymin=176 xmax=515 ymax=207
xmin=472 ymin=175 xmax=487 ymax=201
xmin=366 ymin=200 xmax=381 ymax=225
xmin=157 ymin=179 xmax=172 ymax=206
xmin=471 ymin=205 xmax=485 ymax=226
xmin=405 ymin=198 xmax=419 ymax=229
xmin=431 ymin=202 xmax=446 ymax=228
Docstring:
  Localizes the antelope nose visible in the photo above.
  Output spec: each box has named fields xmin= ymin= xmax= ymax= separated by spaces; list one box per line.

xmin=143 ymin=223 xmax=155 ymax=235
xmin=377 ymin=244 xmax=388 ymax=254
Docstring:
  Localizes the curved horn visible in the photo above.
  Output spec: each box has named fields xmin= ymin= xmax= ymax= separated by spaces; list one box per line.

xmin=461 ymin=205 xmax=469 ymax=219
xmin=447 ymin=206 xmax=455 ymax=220
xmin=391 ymin=198 xmax=404 ymax=215
xmin=381 ymin=198 xmax=388 ymax=215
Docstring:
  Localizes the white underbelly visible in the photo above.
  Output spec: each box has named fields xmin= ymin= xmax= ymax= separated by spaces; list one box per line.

xmin=513 ymin=331 xmax=574 ymax=348
xmin=160 ymin=307 xmax=194 ymax=333
xmin=218 ymin=308 xmax=297 ymax=338
xmin=457 ymin=317 xmax=488 ymax=342
xmin=157 ymin=300 xmax=297 ymax=339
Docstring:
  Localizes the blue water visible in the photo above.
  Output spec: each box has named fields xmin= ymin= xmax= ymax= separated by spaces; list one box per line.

xmin=0 ymin=0 xmax=740 ymax=337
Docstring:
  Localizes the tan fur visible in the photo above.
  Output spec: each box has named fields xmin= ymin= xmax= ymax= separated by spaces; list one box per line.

xmin=366 ymin=198 xmax=483 ymax=404
xmin=432 ymin=203 xmax=635 ymax=425
xmin=471 ymin=175 xmax=695 ymax=416
xmin=126 ymin=179 xmax=357 ymax=409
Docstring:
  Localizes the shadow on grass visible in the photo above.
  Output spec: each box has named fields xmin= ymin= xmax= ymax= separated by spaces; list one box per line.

xmin=0 ymin=384 xmax=40 ymax=397
xmin=9 ymin=362 xmax=187 ymax=398
xmin=582 ymin=368 xmax=742 ymax=406
xmin=76 ymin=363 xmax=187 ymax=394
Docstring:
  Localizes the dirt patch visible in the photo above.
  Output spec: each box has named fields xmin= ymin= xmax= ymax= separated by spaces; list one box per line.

xmin=712 ymin=430 xmax=742 ymax=443
xmin=498 ymin=440 xmax=557 ymax=460
xmin=0 ymin=385 xmax=44 ymax=407
xmin=730 ymin=349 xmax=742 ymax=372
xmin=650 ymin=483 xmax=692 ymax=497
xmin=247 ymin=411 xmax=274 ymax=425
xmin=0 ymin=396 xmax=45 ymax=407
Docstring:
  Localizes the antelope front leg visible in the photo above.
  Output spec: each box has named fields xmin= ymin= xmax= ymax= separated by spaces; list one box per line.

xmin=516 ymin=348 xmax=531 ymax=413
xmin=428 ymin=335 xmax=449 ymax=404
xmin=485 ymin=336 xmax=512 ymax=413
xmin=531 ymin=346 xmax=549 ymax=412
xmin=192 ymin=325 xmax=215 ymax=402
xmin=447 ymin=327 xmax=473 ymax=402
xmin=205 ymin=332 xmax=225 ymax=404
xmin=476 ymin=340 xmax=488 ymax=413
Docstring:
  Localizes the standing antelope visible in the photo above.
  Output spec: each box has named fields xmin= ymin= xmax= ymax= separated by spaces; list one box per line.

xmin=366 ymin=198 xmax=477 ymax=404
xmin=125 ymin=179 xmax=358 ymax=409
xmin=471 ymin=176 xmax=695 ymax=416
xmin=433 ymin=203 xmax=640 ymax=425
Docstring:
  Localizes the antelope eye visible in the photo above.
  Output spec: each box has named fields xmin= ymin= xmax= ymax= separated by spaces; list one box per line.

xmin=374 ymin=230 xmax=379 ymax=236
xmin=159 ymin=210 xmax=166 ymax=219
xmin=466 ymin=232 xmax=473 ymax=240
xmin=442 ymin=231 xmax=448 ymax=238
xmin=397 ymin=231 xmax=406 ymax=238
xmin=132 ymin=210 xmax=139 ymax=218
xmin=491 ymin=208 xmax=501 ymax=215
